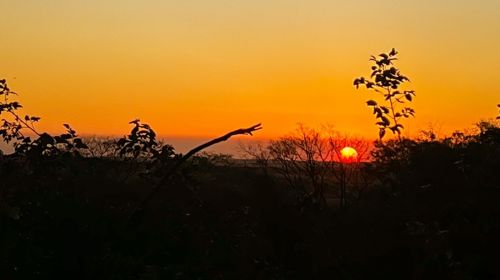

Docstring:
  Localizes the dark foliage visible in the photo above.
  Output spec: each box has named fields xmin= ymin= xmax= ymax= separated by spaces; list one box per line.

xmin=116 ymin=119 xmax=176 ymax=160
xmin=0 ymin=79 xmax=88 ymax=158
xmin=372 ymin=122 xmax=500 ymax=191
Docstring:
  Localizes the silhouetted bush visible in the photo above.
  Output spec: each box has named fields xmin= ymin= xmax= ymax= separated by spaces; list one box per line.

xmin=371 ymin=121 xmax=500 ymax=191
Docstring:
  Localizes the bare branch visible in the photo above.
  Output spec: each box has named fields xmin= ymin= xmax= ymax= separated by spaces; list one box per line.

xmin=133 ymin=123 xmax=263 ymax=216
xmin=179 ymin=123 xmax=262 ymax=163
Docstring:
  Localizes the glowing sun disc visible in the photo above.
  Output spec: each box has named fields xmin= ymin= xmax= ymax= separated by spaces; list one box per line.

xmin=340 ymin=147 xmax=358 ymax=161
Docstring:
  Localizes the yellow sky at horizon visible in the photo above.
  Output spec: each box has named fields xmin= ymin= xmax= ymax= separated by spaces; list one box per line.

xmin=1 ymin=1 xmax=499 ymax=140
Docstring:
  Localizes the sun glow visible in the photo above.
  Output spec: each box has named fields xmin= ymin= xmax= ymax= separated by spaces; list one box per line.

xmin=340 ymin=147 xmax=358 ymax=162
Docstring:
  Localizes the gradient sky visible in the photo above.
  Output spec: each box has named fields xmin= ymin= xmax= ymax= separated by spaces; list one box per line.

xmin=1 ymin=0 xmax=500 ymax=140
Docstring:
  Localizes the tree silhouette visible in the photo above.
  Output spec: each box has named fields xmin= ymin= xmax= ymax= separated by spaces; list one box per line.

xmin=354 ymin=49 xmax=416 ymax=140
xmin=497 ymin=104 xmax=500 ymax=119
xmin=267 ymin=125 xmax=331 ymax=208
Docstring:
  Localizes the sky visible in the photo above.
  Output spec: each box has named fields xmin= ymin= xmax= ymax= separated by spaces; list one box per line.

xmin=1 ymin=0 xmax=500 ymax=142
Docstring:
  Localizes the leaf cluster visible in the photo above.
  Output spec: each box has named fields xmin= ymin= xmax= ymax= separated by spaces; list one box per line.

xmin=116 ymin=119 xmax=176 ymax=160
xmin=15 ymin=124 xmax=88 ymax=157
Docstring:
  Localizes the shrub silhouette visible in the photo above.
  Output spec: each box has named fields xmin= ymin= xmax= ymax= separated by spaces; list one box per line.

xmin=117 ymin=119 xmax=161 ymax=158
xmin=354 ymin=48 xmax=416 ymax=140
xmin=116 ymin=119 xmax=175 ymax=161
xmin=371 ymin=121 xmax=500 ymax=191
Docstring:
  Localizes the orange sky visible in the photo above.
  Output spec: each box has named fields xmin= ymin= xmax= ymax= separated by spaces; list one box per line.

xmin=1 ymin=1 xmax=499 ymax=140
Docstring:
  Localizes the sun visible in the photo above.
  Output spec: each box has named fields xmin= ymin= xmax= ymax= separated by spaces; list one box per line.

xmin=340 ymin=146 xmax=358 ymax=162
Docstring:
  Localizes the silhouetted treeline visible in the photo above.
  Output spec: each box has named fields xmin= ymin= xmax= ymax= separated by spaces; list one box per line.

xmin=1 ymin=121 xmax=500 ymax=279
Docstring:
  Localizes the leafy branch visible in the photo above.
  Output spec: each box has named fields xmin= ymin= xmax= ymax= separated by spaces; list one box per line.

xmin=0 ymin=79 xmax=87 ymax=157
xmin=117 ymin=119 xmax=158 ymax=158
xmin=354 ymin=48 xmax=416 ymax=140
